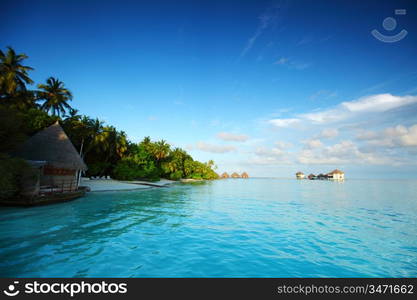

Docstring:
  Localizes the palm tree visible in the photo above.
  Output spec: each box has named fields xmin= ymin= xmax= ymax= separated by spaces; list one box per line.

xmin=79 ymin=117 xmax=104 ymax=158
xmin=0 ymin=47 xmax=34 ymax=96
xmin=64 ymin=108 xmax=80 ymax=121
xmin=37 ymin=77 xmax=73 ymax=117
xmin=152 ymin=140 xmax=171 ymax=162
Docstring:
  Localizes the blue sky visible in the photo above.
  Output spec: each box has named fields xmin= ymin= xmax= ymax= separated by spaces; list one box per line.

xmin=2 ymin=0 xmax=417 ymax=178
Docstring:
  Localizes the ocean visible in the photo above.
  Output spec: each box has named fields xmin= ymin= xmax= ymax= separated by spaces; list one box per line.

xmin=0 ymin=178 xmax=416 ymax=277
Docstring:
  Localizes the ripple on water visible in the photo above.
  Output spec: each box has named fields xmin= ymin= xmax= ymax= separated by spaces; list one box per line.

xmin=0 ymin=179 xmax=417 ymax=277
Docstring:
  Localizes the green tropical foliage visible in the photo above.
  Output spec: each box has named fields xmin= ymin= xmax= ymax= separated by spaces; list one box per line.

xmin=37 ymin=77 xmax=73 ymax=117
xmin=0 ymin=46 xmax=218 ymax=195
xmin=0 ymin=46 xmax=33 ymax=96
xmin=0 ymin=154 xmax=30 ymax=199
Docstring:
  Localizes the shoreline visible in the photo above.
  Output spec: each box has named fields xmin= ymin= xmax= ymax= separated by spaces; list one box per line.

xmin=80 ymin=178 xmax=177 ymax=192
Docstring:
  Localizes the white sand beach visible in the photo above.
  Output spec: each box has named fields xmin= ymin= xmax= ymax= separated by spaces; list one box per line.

xmin=80 ymin=178 xmax=176 ymax=192
xmin=122 ymin=179 xmax=176 ymax=187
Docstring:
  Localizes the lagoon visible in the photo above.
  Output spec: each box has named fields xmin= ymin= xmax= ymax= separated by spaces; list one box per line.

xmin=0 ymin=178 xmax=416 ymax=277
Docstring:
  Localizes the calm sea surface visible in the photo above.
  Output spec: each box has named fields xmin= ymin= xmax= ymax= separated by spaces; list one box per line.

xmin=1 ymin=178 xmax=416 ymax=277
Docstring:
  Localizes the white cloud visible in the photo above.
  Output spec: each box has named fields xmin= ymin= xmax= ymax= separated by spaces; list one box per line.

xmin=356 ymin=129 xmax=379 ymax=141
xmin=248 ymin=156 xmax=290 ymax=165
xmin=398 ymin=125 xmax=417 ymax=146
xmin=297 ymin=140 xmax=392 ymax=165
xmin=274 ymin=141 xmax=293 ymax=149
xmin=273 ymin=57 xmax=311 ymax=70
xmin=274 ymin=57 xmax=288 ymax=65
xmin=250 ymin=145 xmax=292 ymax=165
xmin=341 ymin=94 xmax=417 ymax=113
xmin=255 ymin=94 xmax=417 ymax=169
xmin=217 ymin=132 xmax=249 ymax=142
xmin=270 ymin=94 xmax=417 ymax=126
xmin=359 ymin=124 xmax=417 ymax=148
xmin=318 ymin=128 xmax=339 ymax=139
xmin=195 ymin=142 xmax=236 ymax=153
xmin=255 ymin=146 xmax=286 ymax=157
xmin=302 ymin=108 xmax=346 ymax=124
xmin=303 ymin=139 xmax=323 ymax=149
xmin=269 ymin=118 xmax=301 ymax=128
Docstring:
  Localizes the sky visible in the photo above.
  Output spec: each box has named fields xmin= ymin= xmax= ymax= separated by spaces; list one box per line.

xmin=2 ymin=0 xmax=417 ymax=178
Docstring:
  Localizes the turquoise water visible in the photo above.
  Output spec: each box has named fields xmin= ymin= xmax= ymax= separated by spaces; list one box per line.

xmin=1 ymin=178 xmax=417 ymax=277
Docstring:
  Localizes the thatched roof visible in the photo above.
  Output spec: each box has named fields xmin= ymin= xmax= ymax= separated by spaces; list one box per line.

xmin=231 ymin=172 xmax=240 ymax=178
xmin=15 ymin=122 xmax=87 ymax=170
xmin=241 ymin=172 xmax=249 ymax=178
xmin=328 ymin=169 xmax=344 ymax=175
xmin=221 ymin=172 xmax=230 ymax=178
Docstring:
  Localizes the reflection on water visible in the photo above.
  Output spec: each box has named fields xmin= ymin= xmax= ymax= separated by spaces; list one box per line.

xmin=0 ymin=179 xmax=416 ymax=277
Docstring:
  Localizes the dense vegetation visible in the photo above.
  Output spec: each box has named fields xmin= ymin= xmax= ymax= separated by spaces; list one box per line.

xmin=0 ymin=46 xmax=218 ymax=196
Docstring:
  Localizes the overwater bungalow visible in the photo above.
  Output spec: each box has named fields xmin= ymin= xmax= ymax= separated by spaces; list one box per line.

xmin=231 ymin=172 xmax=241 ymax=178
xmin=220 ymin=172 xmax=230 ymax=179
xmin=327 ymin=169 xmax=345 ymax=180
xmin=295 ymin=171 xmax=305 ymax=179
xmin=12 ymin=121 xmax=88 ymax=204
xmin=241 ymin=172 xmax=249 ymax=178
xmin=316 ymin=173 xmax=327 ymax=180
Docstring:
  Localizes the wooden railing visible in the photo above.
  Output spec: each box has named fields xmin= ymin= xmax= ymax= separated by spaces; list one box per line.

xmin=40 ymin=179 xmax=79 ymax=195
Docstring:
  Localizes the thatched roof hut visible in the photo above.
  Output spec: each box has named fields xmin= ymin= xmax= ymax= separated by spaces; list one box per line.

xmin=328 ymin=169 xmax=344 ymax=175
xmin=327 ymin=169 xmax=345 ymax=180
xmin=221 ymin=172 xmax=230 ymax=178
xmin=295 ymin=171 xmax=305 ymax=179
xmin=231 ymin=172 xmax=240 ymax=178
xmin=14 ymin=122 xmax=87 ymax=195
xmin=241 ymin=172 xmax=249 ymax=178
xmin=15 ymin=121 xmax=87 ymax=171
xmin=317 ymin=173 xmax=327 ymax=179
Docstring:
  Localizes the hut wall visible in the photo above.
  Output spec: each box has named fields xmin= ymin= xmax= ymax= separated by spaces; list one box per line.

xmin=41 ymin=167 xmax=78 ymax=191
xmin=20 ymin=168 xmax=41 ymax=197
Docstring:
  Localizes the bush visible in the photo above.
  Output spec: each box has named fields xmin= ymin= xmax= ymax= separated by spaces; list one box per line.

xmin=0 ymin=154 xmax=30 ymax=199
xmin=112 ymin=158 xmax=160 ymax=181
xmin=169 ymin=170 xmax=183 ymax=181
xmin=86 ymin=162 xmax=111 ymax=177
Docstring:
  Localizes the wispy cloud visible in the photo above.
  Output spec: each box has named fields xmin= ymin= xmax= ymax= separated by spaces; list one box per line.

xmin=317 ymin=128 xmax=339 ymax=139
xmin=309 ymin=90 xmax=338 ymax=101
xmin=173 ymin=100 xmax=184 ymax=105
xmin=195 ymin=142 xmax=236 ymax=153
xmin=269 ymin=94 xmax=417 ymax=127
xmin=274 ymin=57 xmax=312 ymax=70
xmin=297 ymin=35 xmax=314 ymax=46
xmin=239 ymin=4 xmax=284 ymax=59
xmin=269 ymin=118 xmax=300 ymax=128
xmin=217 ymin=132 xmax=249 ymax=142
xmin=274 ymin=57 xmax=288 ymax=65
